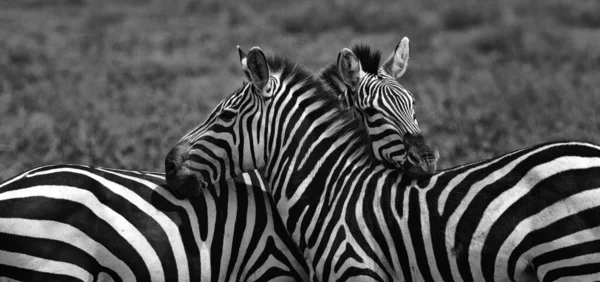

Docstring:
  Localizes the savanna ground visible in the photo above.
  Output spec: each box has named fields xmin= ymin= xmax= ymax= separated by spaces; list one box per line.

xmin=1 ymin=0 xmax=599 ymax=181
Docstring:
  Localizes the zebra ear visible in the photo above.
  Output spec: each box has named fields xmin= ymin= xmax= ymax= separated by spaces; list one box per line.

xmin=381 ymin=37 xmax=409 ymax=79
xmin=337 ymin=48 xmax=364 ymax=91
xmin=246 ymin=47 xmax=271 ymax=97
xmin=237 ymin=46 xmax=252 ymax=81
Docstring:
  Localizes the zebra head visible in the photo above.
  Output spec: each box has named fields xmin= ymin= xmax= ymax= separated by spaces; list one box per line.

xmin=334 ymin=37 xmax=439 ymax=175
xmin=165 ymin=47 xmax=271 ymax=196
xmin=165 ymin=46 xmax=318 ymax=196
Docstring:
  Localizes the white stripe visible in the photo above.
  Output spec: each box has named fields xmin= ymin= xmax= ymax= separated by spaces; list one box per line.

xmin=0 ymin=250 xmax=92 ymax=281
xmin=0 ymin=165 xmax=41 ymax=189
xmin=495 ymin=186 xmax=600 ymax=280
xmin=374 ymin=175 xmax=402 ymax=274
xmin=247 ymin=254 xmax=290 ymax=282
xmin=445 ymin=143 xmax=565 ymax=281
xmin=538 ymin=253 xmax=600 ymax=280
xmin=200 ymin=244 xmax=211 ymax=280
xmin=437 ymin=145 xmax=530 ymax=215
xmin=287 ymin=126 xmax=353 ymax=208
xmin=353 ymin=174 xmax=394 ymax=273
xmin=216 ymin=181 xmax=235 ymax=281
xmin=198 ymin=187 xmax=218 ymax=280
xmin=511 ymin=225 xmax=600 ymax=280
xmin=0 ymin=185 xmax=161 ymax=282
xmin=238 ymin=173 xmax=273 ymax=281
xmin=28 ymin=168 xmax=194 ymax=280
xmin=97 ymin=168 xmax=193 ymax=282
xmin=417 ymin=177 xmax=445 ymax=280
xmin=226 ymin=178 xmax=256 ymax=280
xmin=555 ymin=272 xmax=600 ymax=282
xmin=0 ymin=276 xmax=24 ymax=282
xmin=395 ymin=185 xmax=417 ymax=279
xmin=470 ymin=156 xmax=600 ymax=279
xmin=0 ymin=218 xmax=132 ymax=281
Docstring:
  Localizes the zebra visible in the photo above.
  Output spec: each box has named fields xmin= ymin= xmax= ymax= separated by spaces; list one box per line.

xmin=319 ymin=37 xmax=438 ymax=176
xmin=165 ymin=42 xmax=600 ymax=281
xmin=0 ymin=165 xmax=309 ymax=281
xmin=0 ymin=42 xmax=436 ymax=281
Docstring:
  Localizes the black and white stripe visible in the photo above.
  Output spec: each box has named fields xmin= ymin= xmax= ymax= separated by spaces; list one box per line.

xmin=0 ymin=165 xmax=308 ymax=281
xmin=166 ymin=43 xmax=600 ymax=281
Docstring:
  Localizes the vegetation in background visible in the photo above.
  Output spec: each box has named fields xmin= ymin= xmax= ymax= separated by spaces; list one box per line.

xmin=1 ymin=0 xmax=599 ymax=180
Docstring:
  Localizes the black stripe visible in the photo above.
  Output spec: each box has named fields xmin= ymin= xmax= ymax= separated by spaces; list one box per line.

xmin=243 ymin=236 xmax=303 ymax=281
xmin=236 ymin=179 xmax=270 ymax=282
xmin=408 ymin=187 xmax=435 ymax=282
xmin=0 ymin=232 xmax=122 ymax=282
xmin=0 ymin=264 xmax=83 ymax=282
xmin=534 ymin=239 xmax=600 ymax=270
xmin=381 ymin=171 xmax=414 ymax=281
xmin=339 ymin=266 xmax=385 ymax=282
xmin=205 ymin=180 xmax=235 ymax=282
xmin=322 ymin=227 xmax=346 ymax=282
xmin=67 ymin=169 xmax=182 ymax=282
xmin=363 ymin=174 xmax=395 ymax=281
xmin=483 ymin=167 xmax=600 ymax=280
xmin=455 ymin=144 xmax=593 ymax=281
xmin=0 ymin=197 xmax=151 ymax=281
xmin=150 ymin=184 xmax=200 ymax=282
xmin=543 ymin=262 xmax=600 ymax=282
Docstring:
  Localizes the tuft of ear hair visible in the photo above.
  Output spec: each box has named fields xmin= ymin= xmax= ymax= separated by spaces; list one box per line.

xmin=337 ymin=48 xmax=364 ymax=91
xmin=237 ymin=46 xmax=252 ymax=81
xmin=246 ymin=47 xmax=270 ymax=96
xmin=381 ymin=37 xmax=410 ymax=79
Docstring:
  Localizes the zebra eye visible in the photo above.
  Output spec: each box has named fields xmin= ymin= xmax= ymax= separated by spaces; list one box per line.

xmin=220 ymin=109 xmax=237 ymax=122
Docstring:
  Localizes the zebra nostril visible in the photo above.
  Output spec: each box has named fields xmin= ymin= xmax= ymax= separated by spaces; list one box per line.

xmin=165 ymin=158 xmax=178 ymax=177
xmin=408 ymin=151 xmax=420 ymax=165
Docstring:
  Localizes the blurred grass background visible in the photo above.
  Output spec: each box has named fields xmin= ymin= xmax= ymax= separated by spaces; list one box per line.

xmin=1 ymin=0 xmax=599 ymax=180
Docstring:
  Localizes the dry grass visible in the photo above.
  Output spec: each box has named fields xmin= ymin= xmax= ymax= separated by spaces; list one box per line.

xmin=1 ymin=0 xmax=599 ymax=180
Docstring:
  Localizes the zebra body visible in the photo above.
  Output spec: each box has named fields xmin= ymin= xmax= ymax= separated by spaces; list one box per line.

xmin=165 ymin=45 xmax=600 ymax=281
xmin=0 ymin=164 xmax=308 ymax=281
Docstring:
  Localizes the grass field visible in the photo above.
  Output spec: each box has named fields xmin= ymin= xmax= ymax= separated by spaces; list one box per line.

xmin=1 ymin=0 xmax=599 ymax=181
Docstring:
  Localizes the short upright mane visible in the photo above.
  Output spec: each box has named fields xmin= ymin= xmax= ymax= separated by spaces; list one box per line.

xmin=267 ymin=55 xmax=317 ymax=90
xmin=351 ymin=44 xmax=381 ymax=75
xmin=319 ymin=44 xmax=382 ymax=95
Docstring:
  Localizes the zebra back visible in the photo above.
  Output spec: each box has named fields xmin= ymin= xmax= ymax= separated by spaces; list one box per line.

xmin=0 ymin=164 xmax=308 ymax=281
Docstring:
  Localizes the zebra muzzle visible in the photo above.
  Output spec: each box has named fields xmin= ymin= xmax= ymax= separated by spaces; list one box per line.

xmin=404 ymin=133 xmax=439 ymax=176
xmin=165 ymin=141 xmax=204 ymax=197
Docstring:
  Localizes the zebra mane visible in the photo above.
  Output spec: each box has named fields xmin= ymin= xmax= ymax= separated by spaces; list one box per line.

xmin=351 ymin=44 xmax=382 ymax=75
xmin=266 ymin=55 xmax=315 ymax=89
xmin=319 ymin=44 xmax=382 ymax=96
